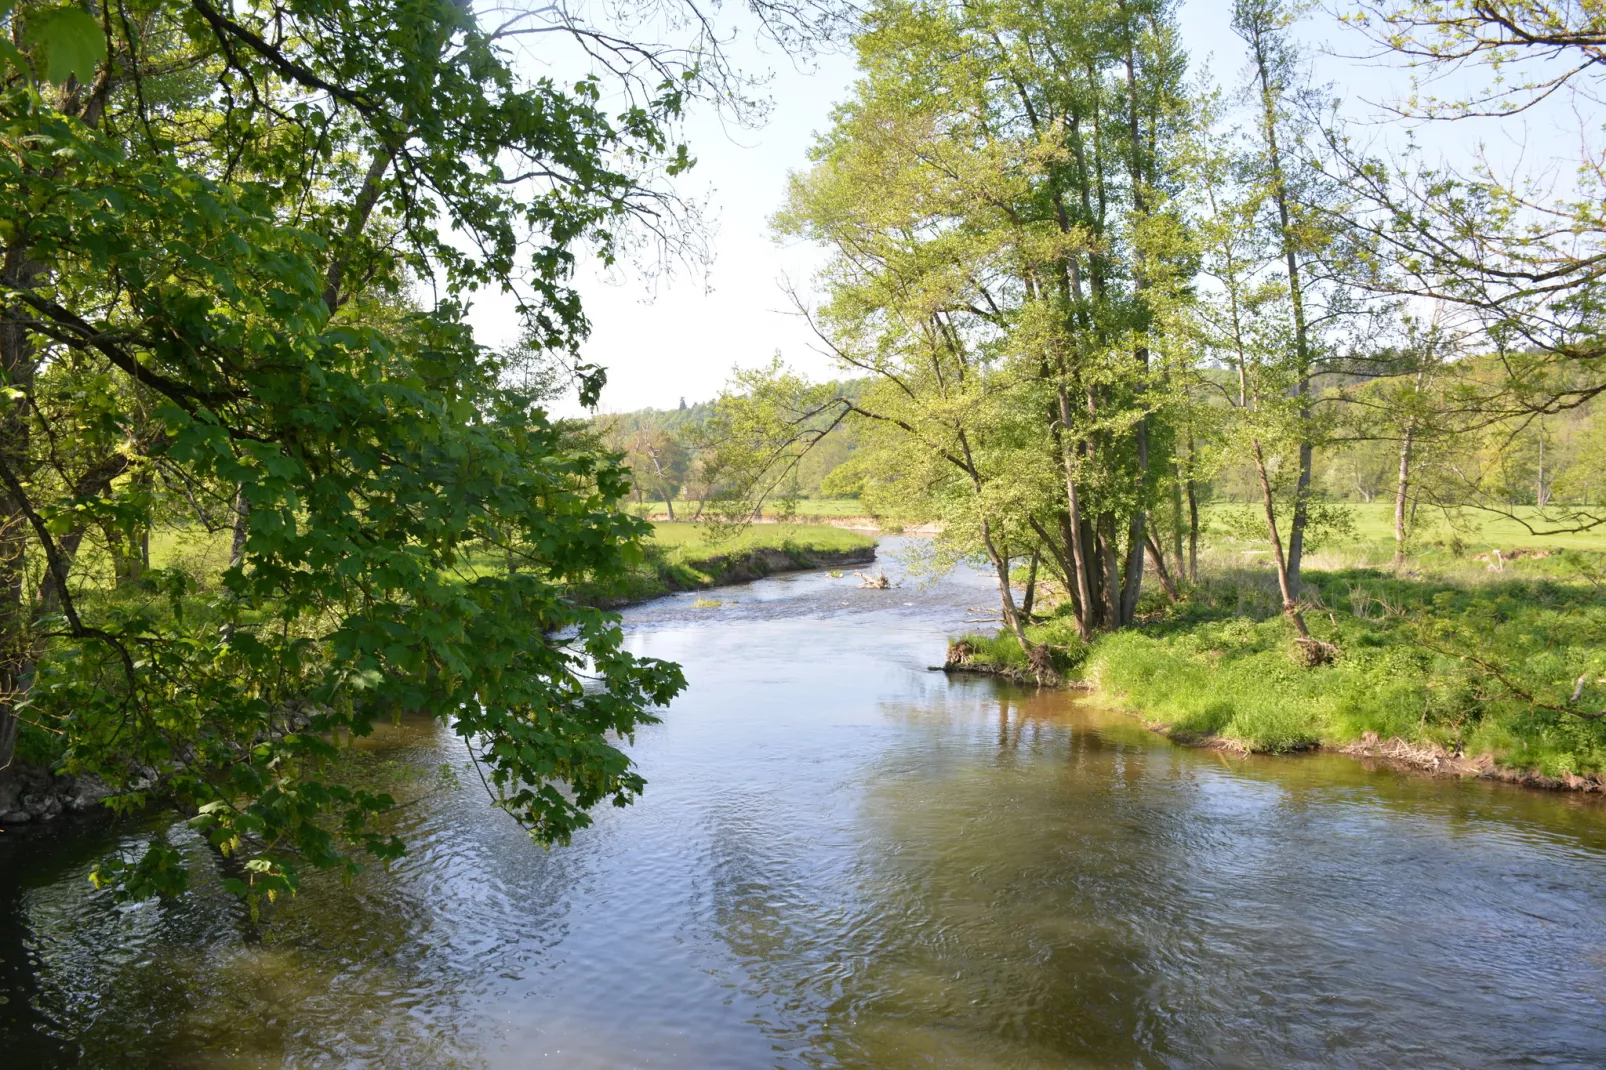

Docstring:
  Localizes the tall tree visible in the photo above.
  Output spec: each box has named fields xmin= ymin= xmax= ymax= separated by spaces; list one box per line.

xmin=0 ymin=0 xmax=798 ymax=903
xmin=774 ymin=0 xmax=1195 ymax=650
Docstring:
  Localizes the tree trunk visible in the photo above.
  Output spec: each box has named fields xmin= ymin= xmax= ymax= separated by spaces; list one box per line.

xmin=1251 ymin=439 xmax=1311 ymax=639
xmin=230 ymin=487 xmax=250 ymax=570
xmin=1055 ymin=387 xmax=1096 ymax=640
xmin=1392 ymin=424 xmax=1414 ymax=572
xmin=1099 ymin=512 xmax=1121 ymax=628
xmin=980 ymin=518 xmax=1031 ymax=657
xmin=1284 ymin=436 xmax=1312 ymax=602
xmin=1021 ymin=544 xmax=1040 ymax=619
xmin=0 ymin=242 xmax=41 ymax=770
xmin=1186 ymin=472 xmax=1200 ymax=583
xmin=1144 ymin=531 xmax=1179 ymax=603
xmin=1118 ymin=411 xmax=1150 ymax=626
xmin=1252 ymin=22 xmax=1315 ymax=608
xmin=1536 ymin=424 xmax=1549 ymax=507
xmin=1120 ymin=511 xmax=1146 ymax=626
xmin=1170 ymin=470 xmax=1186 ymax=583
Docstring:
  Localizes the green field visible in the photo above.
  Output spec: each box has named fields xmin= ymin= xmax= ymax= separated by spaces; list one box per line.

xmin=1201 ymin=501 xmax=1606 ymax=560
xmin=628 ymin=498 xmax=872 ymax=518
xmin=571 ymin=521 xmax=875 ymax=606
xmin=647 ymin=521 xmax=872 ymax=554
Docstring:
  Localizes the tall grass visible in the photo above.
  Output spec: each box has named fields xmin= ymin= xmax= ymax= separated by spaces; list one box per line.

xmin=1082 ymin=561 xmax=1606 ymax=774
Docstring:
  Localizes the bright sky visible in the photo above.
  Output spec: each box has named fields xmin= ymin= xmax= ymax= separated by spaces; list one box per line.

xmin=468 ymin=1 xmax=1590 ymax=417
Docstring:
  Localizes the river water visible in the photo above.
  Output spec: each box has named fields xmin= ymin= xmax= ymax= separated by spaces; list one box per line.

xmin=3 ymin=538 xmax=1605 ymax=1068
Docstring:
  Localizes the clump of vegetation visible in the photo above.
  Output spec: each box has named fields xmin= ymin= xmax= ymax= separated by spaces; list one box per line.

xmin=950 ymin=615 xmax=1090 ymax=678
xmin=959 ymin=550 xmax=1606 ymax=777
xmin=0 ymin=0 xmax=730 ymax=905
xmin=691 ymin=598 xmax=725 ymax=608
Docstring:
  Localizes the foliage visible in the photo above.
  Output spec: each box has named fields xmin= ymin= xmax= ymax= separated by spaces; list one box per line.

xmin=0 ymin=0 xmax=722 ymax=904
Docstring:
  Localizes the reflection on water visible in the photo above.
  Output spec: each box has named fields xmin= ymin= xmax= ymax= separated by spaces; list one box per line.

xmin=3 ymin=538 xmax=1605 ymax=1067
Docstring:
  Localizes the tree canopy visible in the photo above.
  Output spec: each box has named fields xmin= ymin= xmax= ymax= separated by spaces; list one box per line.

xmin=0 ymin=0 xmax=728 ymax=905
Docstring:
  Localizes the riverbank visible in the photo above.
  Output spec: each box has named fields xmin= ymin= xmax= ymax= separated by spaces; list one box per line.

xmin=569 ymin=522 xmax=877 ymax=607
xmin=2 ymin=524 xmax=876 ymax=826
xmin=948 ymin=553 xmax=1606 ymax=793
xmin=637 ymin=512 xmax=938 ymax=535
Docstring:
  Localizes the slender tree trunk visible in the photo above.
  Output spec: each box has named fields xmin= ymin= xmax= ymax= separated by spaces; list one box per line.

xmin=980 ymin=518 xmax=1030 ymax=653
xmin=1170 ymin=469 xmax=1186 ymax=582
xmin=1056 ymin=387 xmax=1096 ymax=640
xmin=1252 ymin=22 xmax=1315 ymax=606
xmin=1251 ymin=439 xmax=1310 ymax=639
xmin=1021 ymin=544 xmax=1040 ymax=619
xmin=1118 ymin=7 xmax=1150 ymax=630
xmin=230 ymin=487 xmax=250 ymax=570
xmin=1099 ymin=512 xmax=1121 ymax=628
xmin=1186 ymin=433 xmax=1199 ymax=582
xmin=1120 ymin=512 xmax=1147 ymax=626
xmin=1285 ymin=437 xmax=1312 ymax=601
xmin=1118 ymin=400 xmax=1150 ymax=626
xmin=0 ymin=242 xmax=39 ymax=770
xmin=1186 ymin=478 xmax=1200 ymax=583
xmin=1536 ymin=425 xmax=1548 ymax=507
xmin=1144 ymin=531 xmax=1179 ymax=602
xmin=1392 ymin=424 xmax=1414 ymax=572
xmin=1036 ymin=515 xmax=1080 ymax=618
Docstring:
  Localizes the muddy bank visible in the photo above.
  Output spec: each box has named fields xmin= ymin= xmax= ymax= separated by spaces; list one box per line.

xmin=1338 ymin=732 xmax=1605 ymax=793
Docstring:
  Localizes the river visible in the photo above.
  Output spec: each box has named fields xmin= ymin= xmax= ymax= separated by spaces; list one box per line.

xmin=2 ymin=537 xmax=1605 ymax=1068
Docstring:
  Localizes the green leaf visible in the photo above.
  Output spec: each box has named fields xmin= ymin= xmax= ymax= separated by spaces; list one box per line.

xmin=23 ymin=5 xmax=106 ymax=84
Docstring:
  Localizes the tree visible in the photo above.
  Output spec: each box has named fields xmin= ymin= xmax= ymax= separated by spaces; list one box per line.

xmin=0 ymin=0 xmax=773 ymax=904
xmin=773 ymin=0 xmax=1195 ymax=654
xmin=1335 ymin=1 xmax=1606 ymax=532
xmin=1187 ymin=0 xmax=1366 ymax=643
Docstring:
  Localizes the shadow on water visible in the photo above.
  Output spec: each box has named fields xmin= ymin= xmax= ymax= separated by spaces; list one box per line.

xmin=3 ymin=537 xmax=1605 ymax=1067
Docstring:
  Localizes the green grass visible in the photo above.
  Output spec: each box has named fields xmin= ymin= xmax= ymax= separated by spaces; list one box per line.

xmin=646 ymin=521 xmax=873 ymax=554
xmin=1081 ymin=562 xmax=1606 ymax=777
xmin=1203 ymin=501 xmax=1606 ymax=557
xmin=959 ymin=509 xmax=1606 ymax=778
xmin=569 ymin=521 xmax=875 ymax=606
xmin=627 ymin=498 xmax=872 ymax=518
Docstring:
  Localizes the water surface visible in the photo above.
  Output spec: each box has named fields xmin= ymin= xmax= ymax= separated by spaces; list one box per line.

xmin=3 ymin=538 xmax=1605 ymax=1067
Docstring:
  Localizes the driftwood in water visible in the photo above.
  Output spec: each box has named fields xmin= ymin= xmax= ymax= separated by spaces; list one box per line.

xmin=854 ymin=570 xmax=891 ymax=589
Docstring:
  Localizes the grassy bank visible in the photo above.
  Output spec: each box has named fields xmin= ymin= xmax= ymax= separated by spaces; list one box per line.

xmin=14 ymin=521 xmax=875 ymax=769
xmin=626 ymin=498 xmax=872 ymax=519
xmin=569 ymin=522 xmax=876 ymax=606
xmin=953 ymin=532 xmax=1606 ymax=783
xmin=138 ymin=520 xmax=874 ymax=605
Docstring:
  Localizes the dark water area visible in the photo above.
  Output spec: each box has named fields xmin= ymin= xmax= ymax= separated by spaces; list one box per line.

xmin=3 ymin=537 xmax=1605 ymax=1068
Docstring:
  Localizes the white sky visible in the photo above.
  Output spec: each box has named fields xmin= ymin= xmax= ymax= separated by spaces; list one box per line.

xmin=467 ymin=1 xmax=1592 ymax=416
